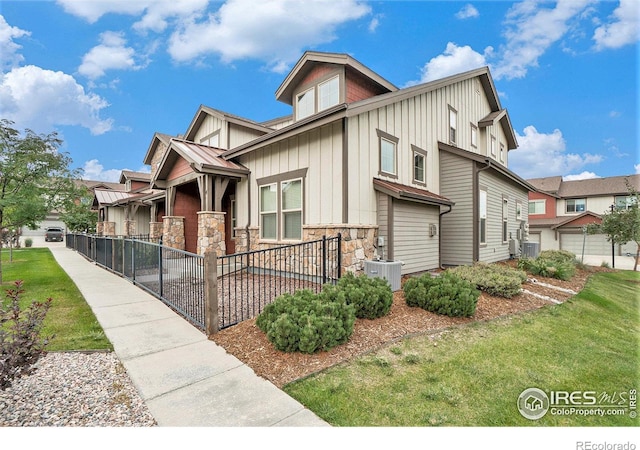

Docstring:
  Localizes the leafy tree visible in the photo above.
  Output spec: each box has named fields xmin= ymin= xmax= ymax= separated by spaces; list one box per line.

xmin=0 ymin=119 xmax=79 ymax=282
xmin=587 ymin=179 xmax=640 ymax=271
xmin=59 ymin=184 xmax=98 ymax=233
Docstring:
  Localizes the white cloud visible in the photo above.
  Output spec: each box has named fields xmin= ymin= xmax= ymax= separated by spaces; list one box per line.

xmin=81 ymin=159 xmax=124 ymax=182
xmin=78 ymin=31 xmax=142 ymax=79
xmin=0 ymin=15 xmax=30 ymax=70
xmin=508 ymin=125 xmax=604 ymax=179
xmin=563 ymin=171 xmax=601 ymax=181
xmin=368 ymin=15 xmax=382 ymax=33
xmin=56 ymin=0 xmax=209 ymax=32
xmin=593 ymin=0 xmax=640 ymax=50
xmin=456 ymin=4 xmax=479 ymax=20
xmin=0 ymin=65 xmax=113 ymax=135
xmin=492 ymin=0 xmax=594 ymax=80
xmin=167 ymin=0 xmax=371 ymax=72
xmin=635 ymin=164 xmax=640 ymax=174
xmin=413 ymin=42 xmax=489 ymax=83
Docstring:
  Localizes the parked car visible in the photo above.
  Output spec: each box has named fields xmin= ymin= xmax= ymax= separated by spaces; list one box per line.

xmin=45 ymin=227 xmax=64 ymax=242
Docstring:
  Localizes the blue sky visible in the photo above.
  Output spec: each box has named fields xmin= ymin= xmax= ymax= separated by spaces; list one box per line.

xmin=0 ymin=0 xmax=638 ymax=183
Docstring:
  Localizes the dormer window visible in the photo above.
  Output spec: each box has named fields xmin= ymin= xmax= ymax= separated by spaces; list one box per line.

xmin=318 ymin=76 xmax=339 ymax=111
xmin=296 ymin=87 xmax=315 ymax=120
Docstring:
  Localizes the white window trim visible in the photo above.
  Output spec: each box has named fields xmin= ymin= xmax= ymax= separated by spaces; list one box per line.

xmin=529 ymin=199 xmax=546 ymax=215
xmin=318 ymin=75 xmax=339 ymax=112
xmin=411 ymin=145 xmax=427 ymax=186
xmin=377 ymin=129 xmax=399 ymax=178
xmin=502 ymin=196 xmax=509 ymax=244
xmin=516 ymin=200 xmax=523 ymax=220
xmin=449 ymin=106 xmax=457 ymax=145
xmin=295 ymin=87 xmax=315 ymax=121
xmin=259 ymin=183 xmax=278 ymax=240
xmin=281 ymin=178 xmax=303 ymax=241
xmin=470 ymin=124 xmax=477 ymax=149
xmin=500 ymin=143 xmax=505 ymax=163
xmin=479 ymin=188 xmax=487 ymax=245
xmin=565 ymin=198 xmax=586 ymax=214
xmin=491 ymin=135 xmax=496 ymax=157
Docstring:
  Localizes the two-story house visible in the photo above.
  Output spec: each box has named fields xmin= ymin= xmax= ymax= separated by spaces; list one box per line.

xmin=100 ymin=51 xmax=534 ymax=275
xmin=527 ymin=174 xmax=639 ymax=256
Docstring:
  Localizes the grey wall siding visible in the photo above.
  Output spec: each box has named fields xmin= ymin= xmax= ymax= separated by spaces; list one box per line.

xmin=376 ymin=192 xmax=389 ymax=258
xmin=440 ymin=151 xmax=474 ymax=266
xmin=478 ymin=170 xmax=529 ymax=263
xmin=393 ymin=200 xmax=440 ymax=274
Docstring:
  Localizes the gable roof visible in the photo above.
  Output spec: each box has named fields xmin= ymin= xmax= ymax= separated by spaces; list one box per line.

xmin=373 ymin=178 xmax=454 ymax=206
xmin=551 ymin=211 xmax=602 ymax=229
xmin=143 ymin=132 xmax=174 ymax=166
xmin=184 ymin=105 xmax=273 ymax=142
xmin=275 ymin=51 xmax=398 ymax=105
xmin=527 ymin=176 xmax=563 ymax=195
xmin=119 ymin=170 xmax=151 ymax=184
xmin=75 ymin=179 xmax=125 ymax=191
xmin=153 ymin=138 xmax=249 ymax=184
xmin=558 ymin=174 xmax=639 ymax=198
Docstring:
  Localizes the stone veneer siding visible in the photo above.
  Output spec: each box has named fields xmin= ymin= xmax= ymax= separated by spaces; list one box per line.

xmin=234 ymin=224 xmax=377 ymax=274
xmin=124 ymin=220 xmax=136 ymax=237
xmin=197 ymin=211 xmax=226 ymax=256
xmin=96 ymin=222 xmax=104 ymax=236
xmin=149 ymin=222 xmax=163 ymax=241
xmin=162 ymin=216 xmax=185 ymax=251
xmin=102 ymin=222 xmax=115 ymax=237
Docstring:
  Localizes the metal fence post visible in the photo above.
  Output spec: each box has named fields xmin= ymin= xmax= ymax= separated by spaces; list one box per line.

xmin=159 ymin=237 xmax=164 ymax=298
xmin=204 ymin=250 xmax=219 ymax=336
xmin=322 ymin=235 xmax=327 ymax=285
xmin=337 ymin=233 xmax=342 ymax=278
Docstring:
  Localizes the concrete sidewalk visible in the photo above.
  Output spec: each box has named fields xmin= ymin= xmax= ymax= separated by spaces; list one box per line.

xmin=48 ymin=245 xmax=328 ymax=427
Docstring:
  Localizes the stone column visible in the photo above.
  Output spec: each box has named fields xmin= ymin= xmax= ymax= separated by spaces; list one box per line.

xmin=96 ymin=222 xmax=104 ymax=236
xmin=162 ymin=216 xmax=185 ymax=251
xmin=149 ymin=222 xmax=163 ymax=241
xmin=197 ymin=211 xmax=226 ymax=256
xmin=124 ymin=220 xmax=135 ymax=237
xmin=103 ymin=222 xmax=116 ymax=237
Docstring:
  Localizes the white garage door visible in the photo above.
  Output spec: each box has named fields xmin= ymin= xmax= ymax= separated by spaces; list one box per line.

xmin=560 ymin=232 xmax=611 ymax=256
xmin=528 ymin=233 xmax=541 ymax=245
xmin=393 ymin=200 xmax=439 ymax=275
xmin=21 ymin=218 xmax=67 ymax=237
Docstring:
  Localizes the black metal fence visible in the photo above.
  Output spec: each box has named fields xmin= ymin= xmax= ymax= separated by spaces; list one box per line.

xmin=217 ymin=234 xmax=341 ymax=329
xmin=65 ymin=233 xmax=342 ymax=332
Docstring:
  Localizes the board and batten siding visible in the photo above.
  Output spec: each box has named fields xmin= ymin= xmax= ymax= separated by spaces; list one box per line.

xmin=228 ymin=123 xmax=269 ymax=149
xmin=192 ymin=115 xmax=225 ymax=148
xmin=346 ymin=76 xmax=502 ymax=225
xmin=392 ymin=200 xmax=440 ymax=274
xmin=236 ymin=121 xmax=344 ymax=232
xmin=440 ymin=151 xmax=474 ymax=266
xmin=478 ymin=169 xmax=529 ymax=263
xmin=376 ymin=192 xmax=389 ymax=258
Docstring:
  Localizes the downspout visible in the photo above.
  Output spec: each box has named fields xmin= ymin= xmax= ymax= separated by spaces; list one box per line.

xmin=473 ymin=158 xmax=492 ymax=262
xmin=439 ymin=204 xmax=453 ymax=269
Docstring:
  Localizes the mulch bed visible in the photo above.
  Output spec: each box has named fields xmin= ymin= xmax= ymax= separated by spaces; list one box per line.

xmin=210 ymin=265 xmax=610 ymax=388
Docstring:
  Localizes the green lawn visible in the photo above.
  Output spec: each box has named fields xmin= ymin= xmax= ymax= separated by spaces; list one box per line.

xmin=284 ymin=270 xmax=639 ymax=426
xmin=1 ymin=247 xmax=111 ymax=351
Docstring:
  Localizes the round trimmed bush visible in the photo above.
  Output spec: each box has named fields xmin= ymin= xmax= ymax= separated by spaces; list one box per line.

xmin=256 ymin=289 xmax=356 ymax=354
xmin=335 ymin=272 xmax=393 ymax=319
xmin=403 ymin=272 xmax=480 ymax=317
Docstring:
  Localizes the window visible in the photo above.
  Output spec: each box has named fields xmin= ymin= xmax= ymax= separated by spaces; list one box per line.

xmin=566 ymin=198 xmax=586 ymax=213
xmin=516 ymin=200 xmax=523 ymax=220
xmin=318 ymin=76 xmax=339 ymax=111
xmin=502 ymin=197 xmax=509 ymax=243
xmin=259 ymin=174 xmax=305 ymax=241
xmin=296 ymin=88 xmax=315 ymax=120
xmin=449 ymin=107 xmax=457 ymax=144
xmin=615 ymin=195 xmax=636 ymax=210
xmin=529 ymin=200 xmax=545 ymax=215
xmin=200 ymin=130 xmax=220 ymax=147
xmin=377 ymin=130 xmax=398 ymax=177
xmin=260 ymin=184 xmax=277 ymax=239
xmin=470 ymin=124 xmax=477 ymax=148
xmin=412 ymin=146 xmax=427 ymax=185
xmin=491 ymin=135 xmax=496 ymax=157
xmin=500 ymin=143 xmax=505 ymax=162
xmin=479 ymin=189 xmax=487 ymax=245
xmin=281 ymin=179 xmax=302 ymax=240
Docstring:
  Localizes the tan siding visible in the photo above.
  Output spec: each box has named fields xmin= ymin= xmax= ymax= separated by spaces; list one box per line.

xmin=478 ymin=170 xmax=529 ymax=263
xmin=228 ymin=124 xmax=267 ymax=149
xmin=393 ymin=200 xmax=439 ymax=274
xmin=239 ymin=121 xmax=343 ymax=234
xmin=440 ymin=152 xmax=474 ymax=266
xmin=193 ymin=115 xmax=225 ymax=148
xmin=376 ymin=192 xmax=388 ymax=256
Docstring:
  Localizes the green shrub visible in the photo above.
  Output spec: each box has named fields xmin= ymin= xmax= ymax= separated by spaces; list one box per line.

xmin=403 ymin=272 xmax=479 ymax=317
xmin=518 ymin=255 xmax=576 ymax=281
xmin=538 ymin=250 xmax=576 ymax=264
xmin=24 ymin=238 xmax=33 ymax=248
xmin=1 ymin=281 xmax=53 ymax=390
xmin=336 ymin=272 xmax=393 ymax=319
xmin=256 ymin=289 xmax=356 ymax=354
xmin=449 ymin=263 xmax=526 ymax=298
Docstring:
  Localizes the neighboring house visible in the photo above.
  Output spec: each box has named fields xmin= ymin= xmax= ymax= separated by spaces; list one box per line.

xmin=21 ymin=179 xmax=123 ymax=239
xmin=99 ymin=51 xmax=533 ymax=275
xmin=93 ymin=171 xmax=161 ymax=237
xmin=527 ymin=174 xmax=639 ymax=257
